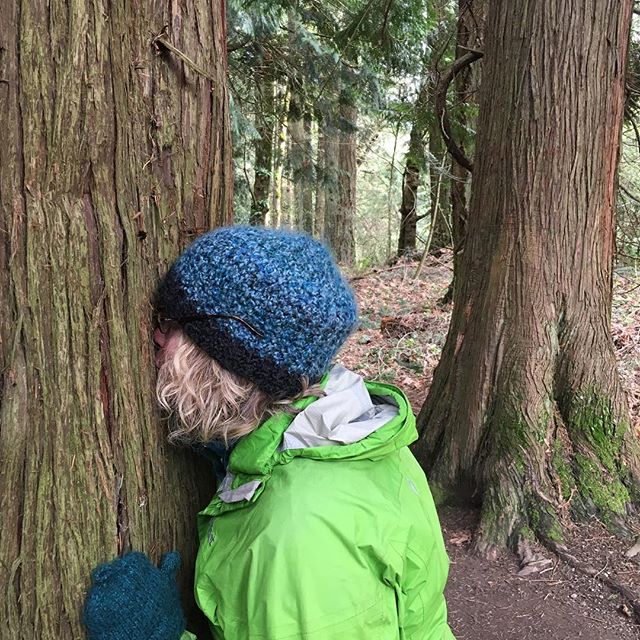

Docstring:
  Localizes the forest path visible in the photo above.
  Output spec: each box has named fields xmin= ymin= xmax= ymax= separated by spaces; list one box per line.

xmin=340 ymin=254 xmax=640 ymax=639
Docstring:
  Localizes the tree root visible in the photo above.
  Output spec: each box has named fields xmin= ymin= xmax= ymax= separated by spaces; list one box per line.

xmin=544 ymin=538 xmax=640 ymax=624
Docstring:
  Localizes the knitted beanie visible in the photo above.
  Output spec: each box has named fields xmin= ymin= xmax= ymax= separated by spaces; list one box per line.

xmin=155 ymin=226 xmax=358 ymax=399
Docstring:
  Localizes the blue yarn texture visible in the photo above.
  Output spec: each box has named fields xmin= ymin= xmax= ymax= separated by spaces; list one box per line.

xmin=155 ymin=226 xmax=359 ymax=399
xmin=83 ymin=551 xmax=185 ymax=640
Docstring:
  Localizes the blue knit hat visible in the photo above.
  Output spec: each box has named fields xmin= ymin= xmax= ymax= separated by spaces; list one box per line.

xmin=155 ymin=226 xmax=358 ymax=399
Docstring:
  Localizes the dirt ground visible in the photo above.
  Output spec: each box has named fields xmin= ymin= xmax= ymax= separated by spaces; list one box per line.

xmin=339 ymin=255 xmax=640 ymax=640
xmin=443 ymin=507 xmax=640 ymax=639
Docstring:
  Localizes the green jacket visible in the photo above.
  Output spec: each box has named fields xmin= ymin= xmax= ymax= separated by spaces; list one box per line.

xmin=192 ymin=367 xmax=454 ymax=640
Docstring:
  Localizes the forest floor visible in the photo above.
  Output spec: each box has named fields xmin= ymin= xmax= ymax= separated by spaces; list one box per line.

xmin=339 ymin=252 xmax=640 ymax=640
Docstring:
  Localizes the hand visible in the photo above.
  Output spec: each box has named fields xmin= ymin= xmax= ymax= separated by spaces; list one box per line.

xmin=83 ymin=551 xmax=186 ymax=640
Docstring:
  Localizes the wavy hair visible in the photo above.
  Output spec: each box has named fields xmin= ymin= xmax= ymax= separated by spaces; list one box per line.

xmin=156 ymin=330 xmax=322 ymax=445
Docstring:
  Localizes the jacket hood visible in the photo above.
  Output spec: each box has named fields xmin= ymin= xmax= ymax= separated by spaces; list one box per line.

xmin=201 ymin=367 xmax=417 ymax=514
xmin=280 ymin=365 xmax=401 ymax=450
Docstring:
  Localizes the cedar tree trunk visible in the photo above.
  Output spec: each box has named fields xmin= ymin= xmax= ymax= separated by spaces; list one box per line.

xmin=0 ymin=0 xmax=232 ymax=637
xmin=414 ymin=0 xmax=640 ymax=553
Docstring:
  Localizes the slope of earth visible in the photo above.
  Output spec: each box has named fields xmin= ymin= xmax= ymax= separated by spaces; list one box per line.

xmin=338 ymin=253 xmax=640 ymax=639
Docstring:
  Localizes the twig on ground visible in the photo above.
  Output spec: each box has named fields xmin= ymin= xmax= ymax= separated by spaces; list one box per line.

xmin=545 ymin=539 xmax=640 ymax=623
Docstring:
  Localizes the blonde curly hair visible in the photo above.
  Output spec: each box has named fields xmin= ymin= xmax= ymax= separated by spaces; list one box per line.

xmin=156 ymin=330 xmax=322 ymax=445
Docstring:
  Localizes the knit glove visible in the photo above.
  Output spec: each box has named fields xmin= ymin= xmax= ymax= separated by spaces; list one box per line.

xmin=83 ymin=551 xmax=186 ymax=640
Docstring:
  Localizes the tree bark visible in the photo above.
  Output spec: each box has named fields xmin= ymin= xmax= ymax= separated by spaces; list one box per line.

xmin=271 ymin=84 xmax=288 ymax=226
xmin=397 ymin=122 xmax=423 ymax=257
xmin=414 ymin=0 xmax=640 ymax=554
xmin=250 ymin=50 xmax=275 ymax=226
xmin=315 ymin=115 xmax=326 ymax=238
xmin=448 ymin=0 xmax=485 ymax=293
xmin=0 ymin=0 xmax=232 ymax=636
xmin=329 ymin=93 xmax=356 ymax=264
xmin=288 ymin=80 xmax=313 ymax=232
xmin=323 ymin=120 xmax=340 ymax=244
xmin=427 ymin=119 xmax=451 ymax=253
xmin=302 ymin=112 xmax=314 ymax=234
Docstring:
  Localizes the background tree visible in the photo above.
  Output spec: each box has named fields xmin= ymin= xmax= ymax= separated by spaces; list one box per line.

xmin=250 ymin=46 xmax=276 ymax=225
xmin=446 ymin=0 xmax=484 ymax=295
xmin=227 ymin=0 xmax=438 ymax=261
xmin=414 ymin=0 xmax=640 ymax=553
xmin=0 ymin=1 xmax=232 ymax=637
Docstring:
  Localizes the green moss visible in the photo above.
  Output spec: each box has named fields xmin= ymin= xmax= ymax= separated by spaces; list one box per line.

xmin=552 ymin=439 xmax=575 ymax=500
xmin=429 ymin=481 xmax=448 ymax=507
xmin=567 ymin=391 xmax=626 ymax=473
xmin=529 ymin=502 xmax=564 ymax=543
xmin=518 ymin=525 xmax=535 ymax=541
xmin=546 ymin=518 xmax=564 ymax=543
xmin=494 ymin=405 xmax=551 ymax=463
xmin=574 ymin=453 xmax=629 ymax=519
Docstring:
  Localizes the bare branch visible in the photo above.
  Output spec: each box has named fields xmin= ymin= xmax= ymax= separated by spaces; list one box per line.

xmin=434 ymin=50 xmax=483 ymax=172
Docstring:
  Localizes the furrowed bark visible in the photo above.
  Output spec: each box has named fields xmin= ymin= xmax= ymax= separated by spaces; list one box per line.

xmin=0 ymin=0 xmax=232 ymax=636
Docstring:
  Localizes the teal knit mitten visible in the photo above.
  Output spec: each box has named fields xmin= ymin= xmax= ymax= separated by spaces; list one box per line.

xmin=83 ymin=551 xmax=186 ymax=640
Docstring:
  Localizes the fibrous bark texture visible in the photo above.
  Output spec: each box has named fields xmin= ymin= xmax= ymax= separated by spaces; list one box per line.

xmin=0 ymin=0 xmax=232 ymax=637
xmin=415 ymin=0 xmax=640 ymax=552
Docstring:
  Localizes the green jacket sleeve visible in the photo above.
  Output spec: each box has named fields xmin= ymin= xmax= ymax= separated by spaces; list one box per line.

xmin=180 ymin=631 xmax=197 ymax=640
xmin=398 ymin=543 xmax=455 ymax=640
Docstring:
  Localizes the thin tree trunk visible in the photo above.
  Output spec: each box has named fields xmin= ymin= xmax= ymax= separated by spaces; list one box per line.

xmin=0 ymin=1 xmax=232 ymax=637
xmin=301 ymin=112 xmax=314 ymax=234
xmin=330 ymin=94 xmax=356 ymax=263
xmin=323 ymin=120 xmax=340 ymax=243
xmin=315 ymin=116 xmax=326 ymax=238
xmin=397 ymin=123 xmax=423 ymax=257
xmin=427 ymin=119 xmax=450 ymax=252
xmin=250 ymin=51 xmax=275 ymax=226
xmin=288 ymin=78 xmax=313 ymax=232
xmin=271 ymin=85 xmax=288 ymax=226
xmin=414 ymin=0 xmax=640 ymax=554
xmin=448 ymin=0 xmax=485 ymax=296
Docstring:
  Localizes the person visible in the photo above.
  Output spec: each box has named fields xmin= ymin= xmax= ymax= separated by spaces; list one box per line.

xmin=83 ymin=226 xmax=454 ymax=640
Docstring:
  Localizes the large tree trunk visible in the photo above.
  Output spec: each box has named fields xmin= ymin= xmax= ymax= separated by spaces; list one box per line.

xmin=0 ymin=1 xmax=232 ymax=637
xmin=329 ymin=93 xmax=356 ymax=264
xmin=250 ymin=50 xmax=275 ymax=226
xmin=414 ymin=0 xmax=640 ymax=554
